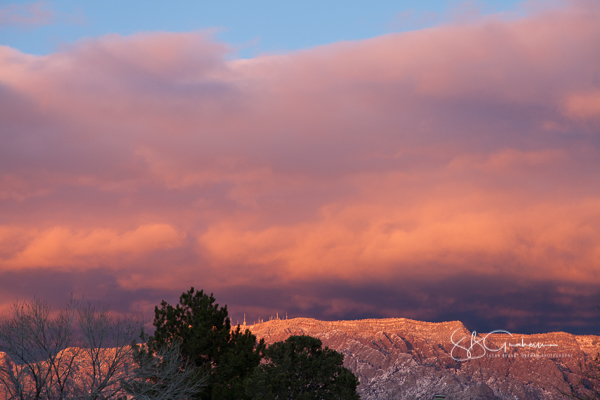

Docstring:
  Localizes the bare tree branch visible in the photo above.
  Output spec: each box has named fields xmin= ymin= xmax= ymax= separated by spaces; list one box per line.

xmin=0 ymin=298 xmax=79 ymax=400
xmin=0 ymin=298 xmax=141 ymax=400
xmin=121 ymin=341 xmax=207 ymax=400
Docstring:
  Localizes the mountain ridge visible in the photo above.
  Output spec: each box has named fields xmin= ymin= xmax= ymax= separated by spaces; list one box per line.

xmin=245 ymin=317 xmax=600 ymax=400
xmin=2 ymin=316 xmax=598 ymax=399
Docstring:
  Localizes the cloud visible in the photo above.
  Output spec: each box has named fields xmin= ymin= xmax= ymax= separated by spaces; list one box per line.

xmin=565 ymin=91 xmax=600 ymax=120
xmin=0 ymin=2 xmax=53 ymax=27
xmin=1 ymin=1 xmax=599 ymax=332
xmin=215 ymin=275 xmax=600 ymax=334
xmin=1 ymin=224 xmax=185 ymax=270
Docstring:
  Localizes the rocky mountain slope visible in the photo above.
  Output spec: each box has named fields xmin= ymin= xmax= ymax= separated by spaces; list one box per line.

xmin=1 ymin=317 xmax=597 ymax=399
xmin=247 ymin=317 xmax=600 ymax=400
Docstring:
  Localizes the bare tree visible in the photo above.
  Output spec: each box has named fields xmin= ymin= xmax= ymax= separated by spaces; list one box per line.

xmin=71 ymin=302 xmax=141 ymax=399
xmin=121 ymin=341 xmax=207 ymax=400
xmin=0 ymin=298 xmax=141 ymax=400
xmin=0 ymin=298 xmax=78 ymax=400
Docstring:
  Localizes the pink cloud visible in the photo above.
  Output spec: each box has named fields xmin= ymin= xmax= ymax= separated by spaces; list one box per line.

xmin=0 ymin=2 xmax=53 ymax=27
xmin=0 ymin=1 xmax=599 ymax=328
xmin=565 ymin=91 xmax=600 ymax=119
xmin=1 ymin=224 xmax=185 ymax=270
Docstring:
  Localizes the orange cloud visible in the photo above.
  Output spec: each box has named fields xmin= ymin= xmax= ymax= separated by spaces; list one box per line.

xmin=1 ymin=224 xmax=185 ymax=270
xmin=0 ymin=1 xmax=599 ymax=330
xmin=199 ymin=190 xmax=600 ymax=284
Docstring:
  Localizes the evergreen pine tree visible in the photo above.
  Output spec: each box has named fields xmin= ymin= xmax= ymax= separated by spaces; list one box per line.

xmin=147 ymin=288 xmax=265 ymax=400
xmin=246 ymin=335 xmax=360 ymax=400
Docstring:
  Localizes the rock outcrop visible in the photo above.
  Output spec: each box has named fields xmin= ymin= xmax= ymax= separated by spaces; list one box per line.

xmin=247 ymin=318 xmax=599 ymax=400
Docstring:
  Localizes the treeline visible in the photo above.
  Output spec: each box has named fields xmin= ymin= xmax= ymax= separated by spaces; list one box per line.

xmin=0 ymin=288 xmax=360 ymax=400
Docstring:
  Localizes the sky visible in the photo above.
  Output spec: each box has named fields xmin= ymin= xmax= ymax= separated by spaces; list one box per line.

xmin=1 ymin=0 xmax=600 ymax=334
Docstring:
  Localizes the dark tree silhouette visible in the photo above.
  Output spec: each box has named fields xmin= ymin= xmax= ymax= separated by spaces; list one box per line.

xmin=246 ymin=335 xmax=360 ymax=400
xmin=146 ymin=287 xmax=265 ymax=400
